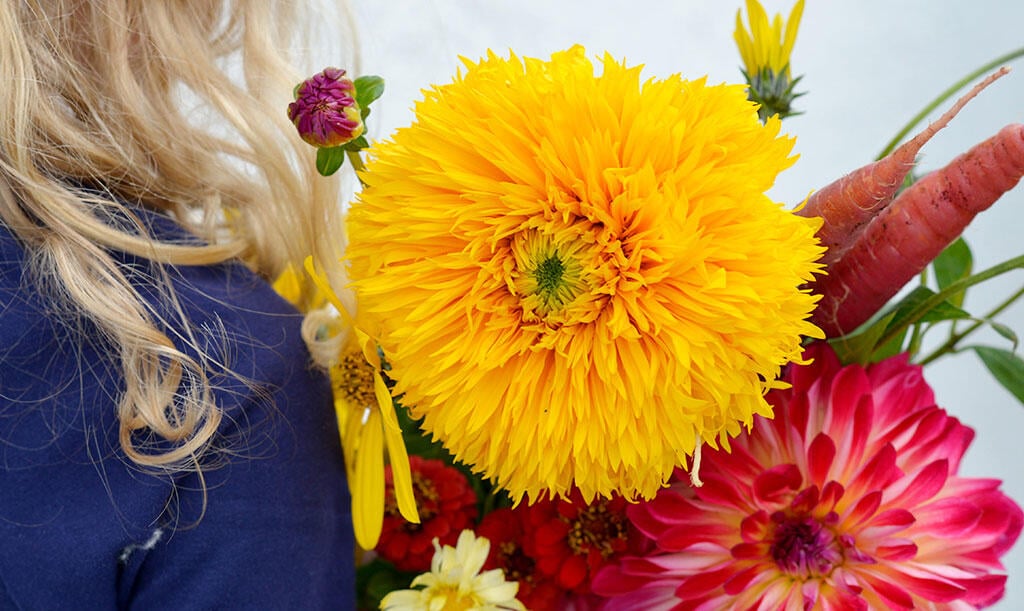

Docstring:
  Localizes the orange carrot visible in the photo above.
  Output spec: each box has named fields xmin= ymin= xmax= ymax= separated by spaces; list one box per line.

xmin=797 ymin=68 xmax=1008 ymax=267
xmin=812 ymin=122 xmax=1024 ymax=337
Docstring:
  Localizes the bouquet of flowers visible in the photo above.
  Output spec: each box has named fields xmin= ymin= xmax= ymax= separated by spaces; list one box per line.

xmin=282 ymin=2 xmax=1024 ymax=608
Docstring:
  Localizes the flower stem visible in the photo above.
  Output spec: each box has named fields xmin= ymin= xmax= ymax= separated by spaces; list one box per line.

xmin=876 ymin=254 xmax=1024 ymax=352
xmin=917 ymin=284 xmax=1024 ymax=366
xmin=876 ymin=46 xmax=1024 ymax=160
xmin=346 ymin=149 xmax=368 ymax=187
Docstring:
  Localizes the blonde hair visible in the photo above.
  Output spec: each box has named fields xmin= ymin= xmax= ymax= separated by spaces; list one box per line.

xmin=0 ymin=1 xmax=353 ymax=471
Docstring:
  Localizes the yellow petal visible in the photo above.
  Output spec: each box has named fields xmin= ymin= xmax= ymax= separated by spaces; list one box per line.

xmin=376 ymin=372 xmax=421 ymax=523
xmin=271 ymin=264 xmax=303 ymax=306
xmin=352 ymin=409 xmax=385 ymax=550
xmin=303 ymin=255 xmax=353 ymax=322
xmin=781 ymin=0 xmax=805 ymax=66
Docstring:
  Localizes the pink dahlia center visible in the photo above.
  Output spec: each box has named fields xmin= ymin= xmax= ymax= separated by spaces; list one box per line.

xmin=768 ymin=513 xmax=843 ymax=577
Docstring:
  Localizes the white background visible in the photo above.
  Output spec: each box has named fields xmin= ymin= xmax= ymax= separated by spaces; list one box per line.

xmin=347 ymin=1 xmax=1024 ymax=606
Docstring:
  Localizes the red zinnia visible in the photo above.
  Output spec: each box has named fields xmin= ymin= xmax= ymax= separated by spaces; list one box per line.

xmin=523 ymin=490 xmax=643 ymax=596
xmin=478 ymin=492 xmax=648 ymax=610
xmin=477 ymin=507 xmax=565 ymax=610
xmin=593 ymin=342 xmax=1023 ymax=610
xmin=376 ymin=456 xmax=478 ymax=572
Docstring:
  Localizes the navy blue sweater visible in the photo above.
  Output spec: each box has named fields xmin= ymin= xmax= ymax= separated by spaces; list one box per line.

xmin=0 ymin=213 xmax=354 ymax=609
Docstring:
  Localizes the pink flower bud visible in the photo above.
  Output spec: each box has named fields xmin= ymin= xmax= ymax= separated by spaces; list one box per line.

xmin=287 ymin=67 xmax=365 ymax=148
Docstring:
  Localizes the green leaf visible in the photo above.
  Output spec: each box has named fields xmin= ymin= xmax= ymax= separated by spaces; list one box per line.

xmin=829 ymin=310 xmax=897 ymax=365
xmin=354 ymin=75 xmax=385 ymax=108
xmin=831 ymin=287 xmax=971 ymax=364
xmin=989 ymin=320 xmax=1020 ymax=350
xmin=974 ymin=346 xmax=1024 ymax=406
xmin=343 ymin=135 xmax=369 ymax=152
xmin=872 ymin=325 xmax=909 ymax=361
xmin=888 ymin=286 xmax=971 ymax=328
xmin=356 ymin=558 xmax=416 ymax=610
xmin=932 ymin=238 xmax=973 ymax=306
xmin=315 ymin=146 xmax=346 ymax=176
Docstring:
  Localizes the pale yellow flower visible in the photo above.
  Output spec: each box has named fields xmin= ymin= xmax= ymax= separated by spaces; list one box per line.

xmin=379 ymin=530 xmax=525 ymax=611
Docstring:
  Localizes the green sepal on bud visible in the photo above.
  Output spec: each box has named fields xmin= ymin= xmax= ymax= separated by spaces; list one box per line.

xmin=354 ymin=75 xmax=385 ymax=110
xmin=316 ymin=146 xmax=347 ymax=176
xmin=743 ymin=65 xmax=805 ymax=123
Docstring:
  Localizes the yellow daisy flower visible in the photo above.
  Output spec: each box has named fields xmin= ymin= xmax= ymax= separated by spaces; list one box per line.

xmin=275 ymin=262 xmax=420 ymax=550
xmin=379 ymin=530 xmax=525 ymax=611
xmin=735 ymin=0 xmax=804 ymax=78
xmin=345 ymin=46 xmax=824 ymax=504
xmin=734 ymin=0 xmax=805 ymax=120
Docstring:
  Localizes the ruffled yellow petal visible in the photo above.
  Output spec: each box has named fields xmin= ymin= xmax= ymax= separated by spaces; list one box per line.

xmin=345 ymin=46 xmax=824 ymax=503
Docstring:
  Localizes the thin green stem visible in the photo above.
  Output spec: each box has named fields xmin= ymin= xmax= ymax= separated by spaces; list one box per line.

xmin=905 ymin=270 xmax=930 ymax=357
xmin=876 ymin=46 xmax=1024 ymax=160
xmin=917 ymin=284 xmax=1024 ymax=366
xmin=346 ymin=149 xmax=368 ymax=187
xmin=875 ymin=254 xmax=1024 ymax=350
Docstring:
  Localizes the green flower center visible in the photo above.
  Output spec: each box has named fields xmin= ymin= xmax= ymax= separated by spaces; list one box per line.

xmin=510 ymin=229 xmax=590 ymax=319
xmin=535 ymin=255 xmax=565 ymax=293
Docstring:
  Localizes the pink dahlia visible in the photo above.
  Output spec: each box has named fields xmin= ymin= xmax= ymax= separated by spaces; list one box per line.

xmin=593 ymin=342 xmax=1023 ymax=610
xmin=287 ymin=67 xmax=364 ymax=148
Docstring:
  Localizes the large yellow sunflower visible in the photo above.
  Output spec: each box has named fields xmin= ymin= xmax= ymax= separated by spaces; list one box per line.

xmin=345 ymin=46 xmax=824 ymax=503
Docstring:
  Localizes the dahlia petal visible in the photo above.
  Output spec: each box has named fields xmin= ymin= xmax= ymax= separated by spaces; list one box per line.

xmin=846 ymin=397 xmax=875 ymax=474
xmin=648 ymin=544 xmax=732 ymax=571
xmin=806 ymin=432 xmax=836 ymax=486
xmin=845 ymin=489 xmax=882 ymax=527
xmin=884 ymin=459 xmax=948 ymax=508
xmin=823 ymin=365 xmax=871 ymax=434
xmin=660 ymin=522 xmax=735 ymax=550
xmin=637 ymin=489 xmax=703 ymax=528
xmin=740 ymin=510 xmax=770 ymax=542
xmin=752 ymin=463 xmax=803 ymax=505
xmin=959 ymin=574 xmax=1008 ymax=606
xmin=902 ymin=572 xmax=969 ymax=602
xmin=848 ymin=443 xmax=901 ymax=497
xmin=857 ymin=571 xmax=916 ymax=610
xmin=720 ymin=563 xmax=768 ymax=595
xmin=896 ymin=411 xmax=973 ymax=473
xmin=729 ymin=542 xmax=765 ymax=559
xmin=694 ymin=478 xmax=755 ymax=513
xmin=674 ymin=566 xmax=736 ymax=598
xmin=875 ymin=543 xmax=918 ymax=561
xmin=866 ymin=507 xmax=915 ymax=529
xmin=913 ymin=497 xmax=985 ymax=539
xmin=789 ymin=484 xmax=820 ymax=514
xmin=820 ymin=480 xmax=845 ymax=510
